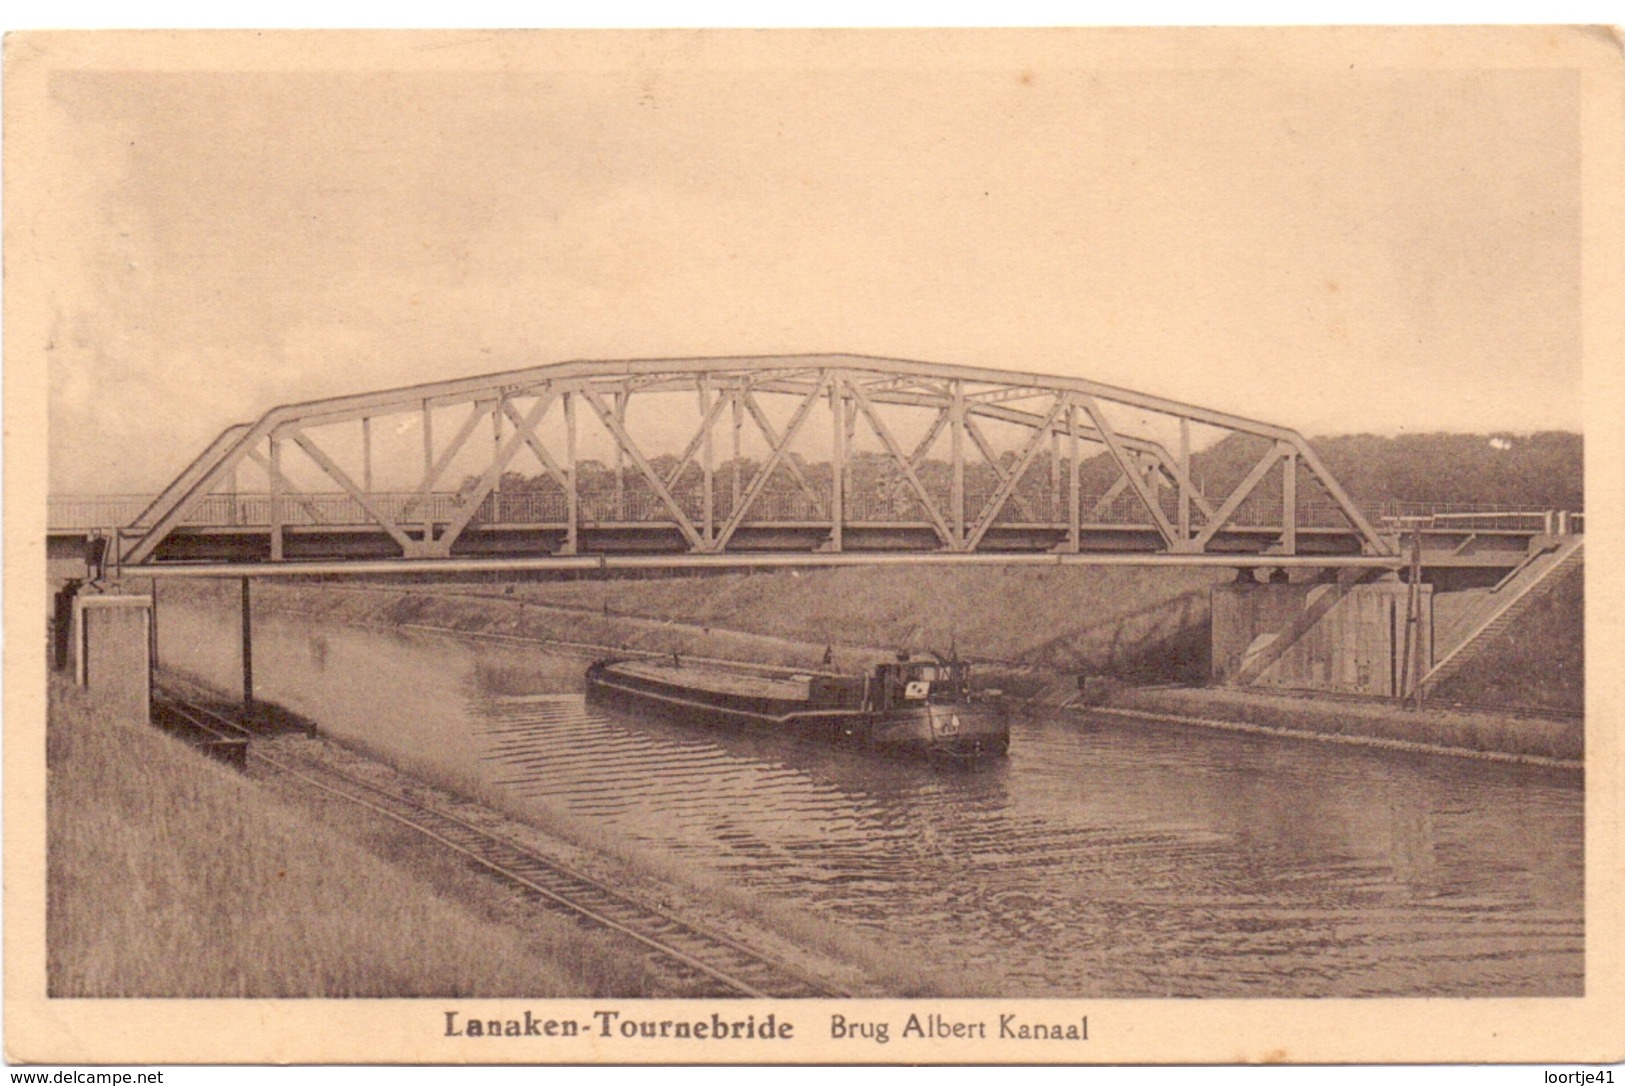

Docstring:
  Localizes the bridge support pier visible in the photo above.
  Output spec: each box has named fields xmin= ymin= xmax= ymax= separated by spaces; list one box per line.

xmin=73 ymin=593 xmax=153 ymax=727
xmin=1213 ymin=577 xmax=1431 ymax=698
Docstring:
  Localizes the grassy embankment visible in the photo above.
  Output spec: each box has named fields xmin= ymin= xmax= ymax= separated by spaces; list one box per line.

xmin=493 ymin=564 xmax=1226 ymax=680
xmin=226 ymin=564 xmax=1221 ymax=695
xmin=47 ymin=676 xmax=657 ymax=997
xmin=1430 ymin=564 xmax=1584 ymax=713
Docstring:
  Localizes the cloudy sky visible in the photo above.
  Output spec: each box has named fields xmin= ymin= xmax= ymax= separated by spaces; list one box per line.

xmin=20 ymin=32 xmax=1583 ymax=494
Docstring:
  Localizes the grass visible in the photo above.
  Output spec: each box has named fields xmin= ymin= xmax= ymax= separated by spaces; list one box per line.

xmin=46 ymin=676 xmax=657 ymax=997
xmin=1431 ymin=565 xmax=1584 ymax=714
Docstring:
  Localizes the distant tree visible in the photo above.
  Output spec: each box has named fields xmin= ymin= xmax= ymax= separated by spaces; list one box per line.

xmin=1310 ymin=431 xmax=1582 ymax=510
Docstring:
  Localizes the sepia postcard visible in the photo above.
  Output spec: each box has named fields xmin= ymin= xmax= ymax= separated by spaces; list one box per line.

xmin=4 ymin=26 xmax=1623 ymax=1068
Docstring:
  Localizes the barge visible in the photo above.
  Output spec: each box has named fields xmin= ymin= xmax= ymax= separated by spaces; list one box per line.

xmin=585 ymin=653 xmax=1009 ymax=761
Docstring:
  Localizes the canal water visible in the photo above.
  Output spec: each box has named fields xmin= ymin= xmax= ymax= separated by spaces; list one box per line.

xmin=160 ymin=598 xmax=1583 ymax=998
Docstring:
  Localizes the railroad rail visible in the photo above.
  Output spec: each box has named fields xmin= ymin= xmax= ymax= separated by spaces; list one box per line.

xmin=153 ymin=675 xmax=847 ymax=999
xmin=152 ymin=696 xmax=251 ymax=768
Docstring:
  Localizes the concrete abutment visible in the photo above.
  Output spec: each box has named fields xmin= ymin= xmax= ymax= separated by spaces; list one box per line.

xmin=1212 ymin=578 xmax=1432 ymax=698
xmin=71 ymin=593 xmax=154 ymax=726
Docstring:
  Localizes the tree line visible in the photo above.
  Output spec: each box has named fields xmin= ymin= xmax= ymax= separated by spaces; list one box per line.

xmin=468 ymin=430 xmax=1583 ymax=518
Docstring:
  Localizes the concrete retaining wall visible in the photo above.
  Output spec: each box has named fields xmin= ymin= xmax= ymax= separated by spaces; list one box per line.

xmin=1212 ymin=581 xmax=1432 ymax=697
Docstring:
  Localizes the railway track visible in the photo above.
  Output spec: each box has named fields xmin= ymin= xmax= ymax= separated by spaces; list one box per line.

xmin=153 ymin=675 xmax=848 ymax=999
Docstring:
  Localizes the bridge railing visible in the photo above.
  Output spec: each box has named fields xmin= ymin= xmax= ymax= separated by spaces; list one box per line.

xmin=185 ymin=492 xmax=472 ymax=529
xmin=49 ymin=492 xmax=476 ymax=531
xmin=1368 ymin=502 xmax=1580 ymax=534
xmin=48 ymin=494 xmax=158 ymax=530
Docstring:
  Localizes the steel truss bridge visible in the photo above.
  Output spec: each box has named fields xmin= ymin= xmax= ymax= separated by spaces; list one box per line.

xmin=51 ymin=354 xmax=1572 ymax=578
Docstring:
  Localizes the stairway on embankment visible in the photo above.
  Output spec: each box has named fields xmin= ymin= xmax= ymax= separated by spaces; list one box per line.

xmin=1421 ymin=536 xmax=1584 ymax=699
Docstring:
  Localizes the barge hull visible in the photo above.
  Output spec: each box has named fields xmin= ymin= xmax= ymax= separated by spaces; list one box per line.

xmin=585 ymin=661 xmax=1008 ymax=760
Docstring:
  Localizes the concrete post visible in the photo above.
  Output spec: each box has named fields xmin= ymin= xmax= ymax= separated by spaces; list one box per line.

xmin=53 ymin=581 xmax=81 ymax=671
xmin=73 ymin=594 xmax=153 ymax=726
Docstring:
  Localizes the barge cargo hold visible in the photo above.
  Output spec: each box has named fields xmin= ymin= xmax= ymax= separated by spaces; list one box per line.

xmin=585 ymin=654 xmax=1009 ymax=761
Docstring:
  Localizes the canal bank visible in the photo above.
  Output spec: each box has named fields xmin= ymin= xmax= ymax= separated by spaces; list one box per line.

xmin=1093 ymin=685 xmax=1581 ymax=769
xmin=156 ymin=576 xmax=1583 ymax=768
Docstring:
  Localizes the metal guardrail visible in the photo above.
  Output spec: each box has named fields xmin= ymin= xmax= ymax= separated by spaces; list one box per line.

xmin=48 ymin=494 xmax=157 ymax=530
xmin=1374 ymin=509 xmax=1578 ymax=534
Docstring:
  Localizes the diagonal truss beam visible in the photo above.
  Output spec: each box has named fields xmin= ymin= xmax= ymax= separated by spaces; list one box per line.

xmin=132 ymin=423 xmax=252 ymax=528
xmin=242 ymin=446 xmax=328 ymax=525
xmin=288 ymin=430 xmax=418 ymax=555
xmin=579 ymin=385 xmax=706 ymax=550
xmin=845 ymin=376 xmax=956 ymax=549
xmin=1192 ymin=442 xmax=1287 ymax=550
xmin=961 ymin=414 xmax=1042 ymax=524
xmin=879 ymin=407 xmax=949 ymax=509
xmin=500 ymin=399 xmax=571 ymax=493
xmin=1077 ymin=394 xmax=1180 ymax=548
xmin=401 ymin=400 xmax=494 ymax=521
xmin=439 ymin=393 xmax=558 ymax=552
xmin=661 ymin=384 xmax=733 ymax=493
xmin=1292 ymin=439 xmax=1387 ymax=552
xmin=738 ymin=390 xmax=827 ymax=517
xmin=1074 ymin=440 xmax=1216 ymax=525
xmin=1088 ymin=473 xmax=1132 ymax=520
xmin=965 ymin=393 xmax=1070 ymax=550
xmin=712 ymin=374 xmax=829 ymax=552
xmin=1149 ymin=444 xmax=1218 ymax=523
xmin=125 ymin=425 xmax=272 ymax=563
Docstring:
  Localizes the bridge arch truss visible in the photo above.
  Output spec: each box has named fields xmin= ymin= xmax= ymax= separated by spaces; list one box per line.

xmin=123 ymin=354 xmax=1393 ymax=569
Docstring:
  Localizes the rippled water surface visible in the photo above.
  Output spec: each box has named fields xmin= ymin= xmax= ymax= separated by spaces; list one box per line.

xmin=162 ymin=601 xmax=1583 ymax=997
